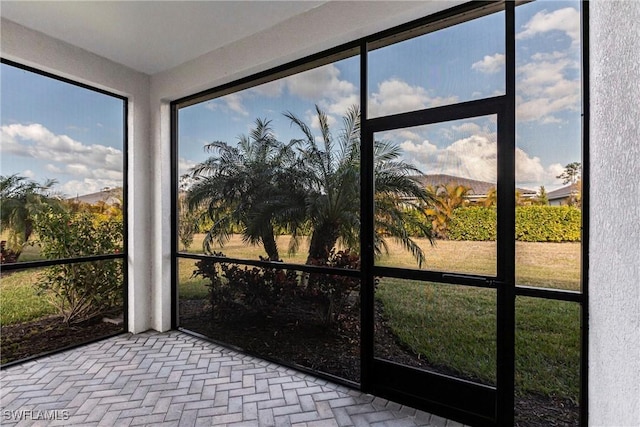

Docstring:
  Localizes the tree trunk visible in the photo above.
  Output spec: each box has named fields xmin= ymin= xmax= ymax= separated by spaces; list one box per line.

xmin=24 ymin=220 xmax=33 ymax=244
xmin=261 ymin=225 xmax=280 ymax=261
xmin=306 ymin=222 xmax=340 ymax=264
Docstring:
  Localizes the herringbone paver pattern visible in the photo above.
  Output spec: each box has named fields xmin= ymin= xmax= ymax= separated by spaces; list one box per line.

xmin=0 ymin=331 xmax=466 ymax=426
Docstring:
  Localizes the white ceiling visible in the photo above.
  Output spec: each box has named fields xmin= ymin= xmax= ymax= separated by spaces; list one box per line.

xmin=0 ymin=1 xmax=326 ymax=75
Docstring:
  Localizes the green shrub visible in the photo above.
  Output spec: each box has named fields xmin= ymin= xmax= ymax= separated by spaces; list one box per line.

xmin=32 ymin=206 xmax=124 ymax=324
xmin=307 ymin=249 xmax=361 ymax=325
xmin=194 ymin=252 xmax=300 ymax=317
xmin=194 ymin=249 xmax=360 ymax=326
xmin=446 ymin=206 xmax=581 ymax=242
xmin=516 ymin=206 xmax=581 ymax=242
xmin=448 ymin=207 xmax=497 ymax=241
xmin=402 ymin=209 xmax=433 ymax=238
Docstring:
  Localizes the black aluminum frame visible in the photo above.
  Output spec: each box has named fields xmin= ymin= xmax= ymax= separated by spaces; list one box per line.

xmin=0 ymin=58 xmax=129 ymax=367
xmin=170 ymin=1 xmax=589 ymax=425
xmin=362 ymin=102 xmax=509 ymax=427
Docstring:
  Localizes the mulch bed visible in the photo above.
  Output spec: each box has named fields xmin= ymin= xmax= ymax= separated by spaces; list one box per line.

xmin=179 ymin=298 xmax=578 ymax=427
xmin=1 ymin=315 xmax=123 ymax=365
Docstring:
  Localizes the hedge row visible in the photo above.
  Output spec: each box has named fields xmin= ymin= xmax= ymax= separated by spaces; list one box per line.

xmin=447 ymin=206 xmax=581 ymax=242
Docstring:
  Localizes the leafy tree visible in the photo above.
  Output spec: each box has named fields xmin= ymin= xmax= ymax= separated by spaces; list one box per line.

xmin=536 ymin=185 xmax=549 ymax=205
xmin=0 ymin=174 xmax=57 ymax=256
xmin=187 ymin=119 xmax=303 ymax=261
xmin=177 ymin=193 xmax=199 ymax=251
xmin=568 ymin=179 xmax=582 ymax=208
xmin=33 ymin=205 xmax=124 ymax=324
xmin=285 ymin=105 xmax=433 ymax=266
xmin=557 ymin=162 xmax=581 ymax=185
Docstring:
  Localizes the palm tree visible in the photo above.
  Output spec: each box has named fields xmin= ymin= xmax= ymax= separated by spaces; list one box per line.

xmin=482 ymin=187 xmax=497 ymax=207
xmin=0 ymin=174 xmax=57 ymax=256
xmin=285 ymin=105 xmax=433 ymax=267
xmin=425 ymin=183 xmax=470 ymax=239
xmin=187 ymin=119 xmax=302 ymax=261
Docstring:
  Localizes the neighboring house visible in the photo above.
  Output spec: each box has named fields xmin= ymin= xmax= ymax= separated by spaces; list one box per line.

xmin=411 ymin=174 xmax=536 ymax=204
xmin=68 ymin=188 xmax=122 ymax=206
xmin=547 ymin=183 xmax=580 ymax=206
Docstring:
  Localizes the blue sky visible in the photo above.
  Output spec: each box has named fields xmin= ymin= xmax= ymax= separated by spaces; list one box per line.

xmin=179 ymin=1 xmax=582 ymax=192
xmin=1 ymin=65 xmax=124 ymax=197
xmin=1 ymin=1 xmax=581 ymax=197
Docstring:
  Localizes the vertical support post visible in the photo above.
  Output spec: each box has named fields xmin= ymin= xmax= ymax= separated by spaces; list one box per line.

xmin=496 ymin=2 xmax=516 ymax=426
xmin=170 ymin=103 xmax=179 ymax=329
xmin=359 ymin=40 xmax=375 ymax=393
xmin=579 ymin=1 xmax=590 ymax=425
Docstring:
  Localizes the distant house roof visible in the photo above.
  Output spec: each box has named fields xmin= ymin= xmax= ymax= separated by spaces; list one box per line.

xmin=547 ymin=183 xmax=579 ymax=201
xmin=410 ymin=174 xmax=536 ymax=198
xmin=68 ymin=188 xmax=122 ymax=205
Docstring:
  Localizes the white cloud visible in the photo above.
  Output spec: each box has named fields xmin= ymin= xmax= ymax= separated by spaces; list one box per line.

xmin=204 ymin=93 xmax=249 ymax=116
xmin=287 ymin=64 xmax=358 ymax=120
xmin=1 ymin=123 xmax=123 ymax=194
xmin=58 ymin=179 xmax=121 ymax=198
xmin=452 ymin=122 xmax=483 ymax=136
xmin=205 ymin=64 xmax=358 ymax=124
xmin=472 ymin=53 xmax=505 ymax=74
xmin=369 ymin=78 xmax=458 ymax=117
xmin=224 ymin=93 xmax=249 ymax=116
xmin=21 ymin=169 xmax=35 ymax=178
xmin=178 ymin=157 xmax=197 ymax=177
xmin=518 ymin=56 xmax=575 ymax=91
xmin=399 ymin=139 xmax=438 ymax=158
xmin=517 ymin=7 xmax=581 ymax=45
xmin=515 ymin=154 xmax=567 ymax=190
xmin=516 ymin=50 xmax=580 ymax=123
xmin=308 ymin=110 xmax=338 ymax=132
xmin=398 ymin=129 xmax=421 ymax=141
xmin=45 ymin=164 xmax=63 ymax=174
xmin=391 ymin=128 xmax=562 ymax=188
xmin=287 ymin=64 xmax=356 ymax=101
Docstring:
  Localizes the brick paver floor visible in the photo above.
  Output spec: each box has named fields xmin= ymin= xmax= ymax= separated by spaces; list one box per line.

xmin=0 ymin=331 xmax=466 ymax=426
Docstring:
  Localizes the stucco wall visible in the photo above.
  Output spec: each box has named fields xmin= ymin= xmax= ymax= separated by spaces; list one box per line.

xmin=1 ymin=18 xmax=153 ymax=334
xmin=589 ymin=1 xmax=640 ymax=425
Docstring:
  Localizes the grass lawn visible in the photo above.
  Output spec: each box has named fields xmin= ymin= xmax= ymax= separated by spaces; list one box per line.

xmin=181 ymin=233 xmax=581 ymax=401
xmin=185 ymin=234 xmax=581 ymax=291
xmin=372 ymin=238 xmax=581 ymax=400
xmin=4 ymin=232 xmax=581 ymax=401
xmin=0 ymin=269 xmax=56 ymax=325
xmin=376 ymin=279 xmax=580 ymax=400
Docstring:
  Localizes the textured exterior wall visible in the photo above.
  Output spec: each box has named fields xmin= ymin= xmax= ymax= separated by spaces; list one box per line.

xmin=589 ymin=2 xmax=640 ymax=425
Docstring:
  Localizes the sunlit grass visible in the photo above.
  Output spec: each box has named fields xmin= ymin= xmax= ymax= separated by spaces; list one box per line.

xmin=515 ymin=297 xmax=581 ymax=398
xmin=0 ymin=269 xmax=56 ymax=325
xmin=376 ymin=279 xmax=580 ymax=399
xmin=183 ymin=233 xmax=309 ymax=264
xmin=377 ymin=239 xmax=497 ymax=276
xmin=376 ymin=279 xmax=497 ymax=384
xmin=183 ymin=234 xmax=581 ymax=291
xmin=177 ymin=258 xmax=209 ymax=299
xmin=180 ymin=233 xmax=581 ymax=399
xmin=0 ymin=231 xmax=45 ymax=263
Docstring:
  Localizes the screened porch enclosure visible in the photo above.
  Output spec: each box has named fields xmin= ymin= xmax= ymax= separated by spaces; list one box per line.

xmin=172 ymin=2 xmax=587 ymax=426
